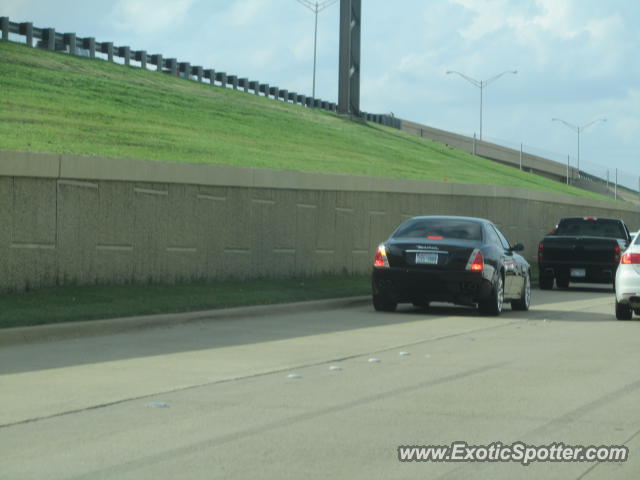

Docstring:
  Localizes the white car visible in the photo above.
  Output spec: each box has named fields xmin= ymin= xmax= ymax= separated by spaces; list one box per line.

xmin=614 ymin=233 xmax=640 ymax=320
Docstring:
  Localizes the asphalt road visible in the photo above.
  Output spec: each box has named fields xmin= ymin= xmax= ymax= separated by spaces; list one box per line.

xmin=1 ymin=285 xmax=639 ymax=480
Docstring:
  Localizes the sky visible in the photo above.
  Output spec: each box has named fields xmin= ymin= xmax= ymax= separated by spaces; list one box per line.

xmin=3 ymin=0 xmax=639 ymax=187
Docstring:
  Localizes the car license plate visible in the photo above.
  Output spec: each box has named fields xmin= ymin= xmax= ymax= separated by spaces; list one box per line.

xmin=416 ymin=252 xmax=438 ymax=265
xmin=570 ymin=268 xmax=586 ymax=278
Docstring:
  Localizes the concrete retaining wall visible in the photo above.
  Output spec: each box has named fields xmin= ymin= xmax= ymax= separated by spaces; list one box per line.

xmin=1 ymin=149 xmax=638 ymax=292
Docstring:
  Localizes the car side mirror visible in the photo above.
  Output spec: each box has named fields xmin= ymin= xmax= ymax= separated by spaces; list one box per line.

xmin=511 ymin=243 xmax=524 ymax=252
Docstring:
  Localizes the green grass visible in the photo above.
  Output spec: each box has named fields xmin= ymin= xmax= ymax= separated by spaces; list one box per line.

xmin=0 ymin=275 xmax=370 ymax=329
xmin=0 ymin=41 xmax=610 ymax=200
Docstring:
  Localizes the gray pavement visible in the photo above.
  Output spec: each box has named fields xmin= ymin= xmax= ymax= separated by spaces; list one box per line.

xmin=1 ymin=285 xmax=639 ymax=479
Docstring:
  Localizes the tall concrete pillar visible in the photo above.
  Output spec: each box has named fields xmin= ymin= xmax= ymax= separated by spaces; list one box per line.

xmin=83 ymin=38 xmax=96 ymax=58
xmin=43 ymin=28 xmax=55 ymax=50
xmin=64 ymin=33 xmax=76 ymax=55
xmin=135 ymin=50 xmax=147 ymax=69
xmin=19 ymin=22 xmax=33 ymax=47
xmin=1 ymin=17 xmax=9 ymax=42
xmin=338 ymin=0 xmax=361 ymax=115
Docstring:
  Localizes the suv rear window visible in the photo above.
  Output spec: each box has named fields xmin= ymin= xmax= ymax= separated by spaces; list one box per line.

xmin=555 ymin=219 xmax=626 ymax=239
xmin=392 ymin=218 xmax=482 ymax=241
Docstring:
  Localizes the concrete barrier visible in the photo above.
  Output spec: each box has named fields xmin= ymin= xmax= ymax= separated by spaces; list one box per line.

xmin=0 ymin=149 xmax=638 ymax=293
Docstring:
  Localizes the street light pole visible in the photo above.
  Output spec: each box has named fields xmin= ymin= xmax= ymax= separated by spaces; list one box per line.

xmin=296 ymin=0 xmax=338 ymax=100
xmin=551 ymin=117 xmax=607 ymax=174
xmin=446 ymin=70 xmax=517 ymax=141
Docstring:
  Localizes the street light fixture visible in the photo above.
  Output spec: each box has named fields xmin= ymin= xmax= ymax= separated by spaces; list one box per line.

xmin=446 ymin=70 xmax=517 ymax=141
xmin=296 ymin=0 xmax=338 ymax=100
xmin=551 ymin=117 xmax=607 ymax=173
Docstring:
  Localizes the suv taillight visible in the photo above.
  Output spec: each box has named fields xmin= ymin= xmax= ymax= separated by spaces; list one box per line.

xmin=538 ymin=242 xmax=544 ymax=262
xmin=614 ymin=245 xmax=621 ymax=263
xmin=621 ymin=252 xmax=640 ymax=264
xmin=374 ymin=244 xmax=389 ymax=268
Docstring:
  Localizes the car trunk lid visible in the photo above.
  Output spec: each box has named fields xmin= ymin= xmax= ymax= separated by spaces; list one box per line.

xmin=386 ymin=239 xmax=478 ymax=270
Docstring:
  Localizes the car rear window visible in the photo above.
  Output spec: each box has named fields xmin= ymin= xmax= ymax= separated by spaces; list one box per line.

xmin=392 ymin=218 xmax=482 ymax=241
xmin=555 ymin=219 xmax=626 ymax=239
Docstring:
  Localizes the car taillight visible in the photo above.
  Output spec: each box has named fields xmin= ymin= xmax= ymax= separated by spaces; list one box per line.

xmin=374 ymin=244 xmax=390 ymax=268
xmin=466 ymin=249 xmax=484 ymax=272
xmin=538 ymin=242 xmax=544 ymax=262
xmin=621 ymin=252 xmax=640 ymax=264
xmin=614 ymin=245 xmax=621 ymax=263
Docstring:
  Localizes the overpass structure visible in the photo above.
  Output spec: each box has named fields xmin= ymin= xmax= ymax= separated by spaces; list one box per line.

xmin=397 ymin=119 xmax=631 ymax=201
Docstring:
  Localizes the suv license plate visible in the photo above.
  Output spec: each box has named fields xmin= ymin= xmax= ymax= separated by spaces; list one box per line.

xmin=416 ymin=253 xmax=438 ymax=265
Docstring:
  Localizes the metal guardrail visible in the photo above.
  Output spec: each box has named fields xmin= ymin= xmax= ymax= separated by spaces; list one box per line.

xmin=1 ymin=17 xmax=351 ymax=115
xmin=0 ymin=17 xmax=399 ymax=128
xmin=1 ymin=17 xmax=400 ymax=127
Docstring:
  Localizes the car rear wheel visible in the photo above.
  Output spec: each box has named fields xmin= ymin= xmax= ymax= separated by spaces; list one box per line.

xmin=479 ymin=275 xmax=503 ymax=316
xmin=511 ymin=273 xmax=531 ymax=311
xmin=615 ymin=300 xmax=632 ymax=320
xmin=539 ymin=275 xmax=553 ymax=290
xmin=373 ymin=293 xmax=397 ymax=312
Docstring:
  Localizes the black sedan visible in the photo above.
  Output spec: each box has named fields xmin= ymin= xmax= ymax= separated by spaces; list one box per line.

xmin=371 ymin=216 xmax=531 ymax=315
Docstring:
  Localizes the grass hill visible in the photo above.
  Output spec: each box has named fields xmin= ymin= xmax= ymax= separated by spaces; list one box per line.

xmin=0 ymin=40 xmax=607 ymax=199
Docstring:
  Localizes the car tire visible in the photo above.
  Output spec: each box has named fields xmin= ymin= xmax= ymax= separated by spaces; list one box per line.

xmin=479 ymin=274 xmax=503 ymax=316
xmin=556 ymin=276 xmax=569 ymax=289
xmin=373 ymin=294 xmax=397 ymax=312
xmin=511 ymin=273 xmax=531 ymax=311
xmin=539 ymin=275 xmax=554 ymax=290
xmin=615 ymin=300 xmax=632 ymax=320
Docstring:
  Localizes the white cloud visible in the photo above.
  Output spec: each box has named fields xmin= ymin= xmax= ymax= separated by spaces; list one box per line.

xmin=449 ymin=0 xmax=515 ymax=40
xmin=110 ymin=0 xmax=195 ymax=35
xmin=291 ymin=35 xmax=314 ymax=62
xmin=223 ymin=0 xmax=269 ymax=27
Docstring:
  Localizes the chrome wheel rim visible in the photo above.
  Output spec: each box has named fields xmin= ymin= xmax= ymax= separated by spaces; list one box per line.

xmin=524 ymin=275 xmax=531 ymax=307
xmin=497 ymin=276 xmax=504 ymax=312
